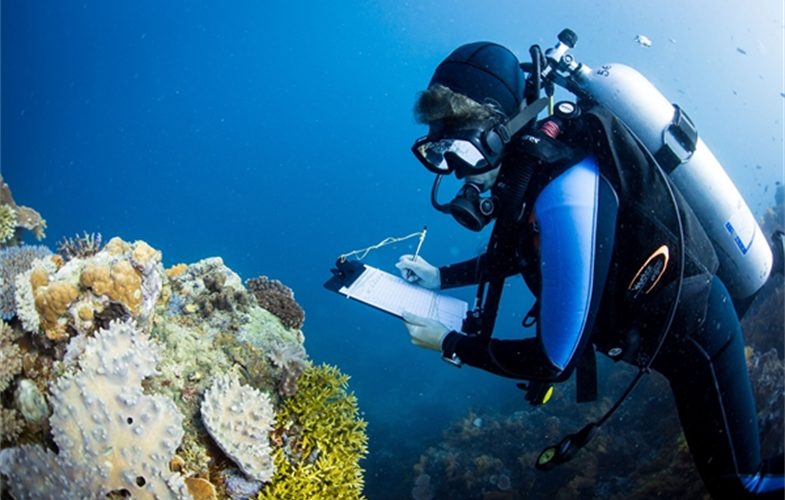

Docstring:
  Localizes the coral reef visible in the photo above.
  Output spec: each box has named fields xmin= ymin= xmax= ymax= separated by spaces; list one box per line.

xmin=201 ymin=372 xmax=276 ymax=482
xmin=0 ymin=205 xmax=15 ymax=243
xmin=0 ymin=319 xmax=191 ymax=500
xmin=13 ymin=237 xmax=164 ymax=339
xmin=0 ymin=321 xmax=23 ymax=392
xmin=0 ymin=408 xmax=25 ymax=443
xmin=13 ymin=379 xmax=48 ymax=426
xmin=0 ymin=245 xmax=54 ymax=320
xmin=57 ymin=231 xmax=103 ymax=261
xmin=268 ymin=340 xmax=309 ymax=397
xmin=0 ymin=175 xmax=46 ymax=246
xmin=747 ymin=347 xmax=785 ymax=458
xmin=258 ymin=364 xmax=369 ymax=500
xmin=412 ymin=473 xmax=434 ymax=500
xmin=246 ymin=276 xmax=305 ymax=330
xmin=1 ymin=236 xmax=366 ymax=500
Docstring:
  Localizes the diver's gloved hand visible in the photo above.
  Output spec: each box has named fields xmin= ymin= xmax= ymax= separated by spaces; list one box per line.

xmin=395 ymin=254 xmax=440 ymax=290
xmin=402 ymin=312 xmax=450 ymax=352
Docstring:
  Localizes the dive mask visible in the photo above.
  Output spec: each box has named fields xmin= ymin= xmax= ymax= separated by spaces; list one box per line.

xmin=411 ymin=97 xmax=549 ymax=178
xmin=412 ymin=127 xmax=506 ymax=179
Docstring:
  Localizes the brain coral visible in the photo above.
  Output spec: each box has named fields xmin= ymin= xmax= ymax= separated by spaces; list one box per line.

xmin=201 ymin=372 xmax=276 ymax=483
xmin=0 ymin=319 xmax=192 ymax=500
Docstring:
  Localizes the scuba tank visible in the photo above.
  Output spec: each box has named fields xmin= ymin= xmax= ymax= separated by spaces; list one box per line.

xmin=545 ymin=33 xmax=772 ymax=302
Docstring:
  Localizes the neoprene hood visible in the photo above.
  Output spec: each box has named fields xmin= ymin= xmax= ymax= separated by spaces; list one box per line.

xmin=429 ymin=42 xmax=526 ymax=118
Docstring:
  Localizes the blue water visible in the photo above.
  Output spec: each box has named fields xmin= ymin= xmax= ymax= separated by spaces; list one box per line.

xmin=3 ymin=1 xmax=783 ymax=498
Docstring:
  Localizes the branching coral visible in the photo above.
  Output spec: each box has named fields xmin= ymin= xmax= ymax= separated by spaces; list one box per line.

xmin=57 ymin=231 xmax=103 ymax=261
xmin=245 ymin=276 xmax=305 ymax=331
xmin=259 ymin=363 xmax=368 ymax=500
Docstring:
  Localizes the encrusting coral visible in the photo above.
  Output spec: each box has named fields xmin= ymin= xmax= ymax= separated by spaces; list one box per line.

xmin=258 ymin=363 xmax=368 ymax=500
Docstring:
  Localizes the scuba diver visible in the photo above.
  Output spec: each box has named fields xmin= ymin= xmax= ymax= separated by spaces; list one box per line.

xmin=396 ymin=31 xmax=785 ymax=499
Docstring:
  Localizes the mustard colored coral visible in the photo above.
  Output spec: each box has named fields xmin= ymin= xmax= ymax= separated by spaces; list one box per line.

xmin=32 ymin=281 xmax=79 ymax=338
xmin=80 ymin=260 xmax=142 ymax=315
xmin=258 ymin=363 xmax=368 ymax=500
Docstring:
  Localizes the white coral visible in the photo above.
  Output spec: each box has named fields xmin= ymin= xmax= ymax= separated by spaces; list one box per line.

xmin=201 ymin=372 xmax=276 ymax=482
xmin=0 ymin=319 xmax=193 ymax=500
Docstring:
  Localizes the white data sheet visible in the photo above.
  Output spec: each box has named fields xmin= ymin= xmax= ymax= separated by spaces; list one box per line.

xmin=336 ymin=265 xmax=467 ymax=332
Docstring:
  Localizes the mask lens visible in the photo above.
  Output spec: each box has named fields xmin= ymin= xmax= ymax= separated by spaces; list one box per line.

xmin=413 ymin=138 xmax=489 ymax=176
xmin=414 ymin=139 xmax=452 ymax=173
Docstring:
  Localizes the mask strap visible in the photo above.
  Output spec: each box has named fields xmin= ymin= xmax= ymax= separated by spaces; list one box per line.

xmin=496 ymin=97 xmax=549 ymax=141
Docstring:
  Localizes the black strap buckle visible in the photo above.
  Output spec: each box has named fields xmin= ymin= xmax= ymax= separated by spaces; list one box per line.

xmin=654 ymin=104 xmax=698 ymax=173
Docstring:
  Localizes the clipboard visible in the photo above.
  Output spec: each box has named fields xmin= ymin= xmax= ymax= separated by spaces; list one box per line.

xmin=324 ymin=260 xmax=467 ymax=332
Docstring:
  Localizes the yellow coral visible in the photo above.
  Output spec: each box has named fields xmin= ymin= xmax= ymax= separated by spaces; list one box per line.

xmin=258 ymin=364 xmax=368 ymax=500
xmin=29 ymin=268 xmax=49 ymax=293
xmin=103 ymin=236 xmax=130 ymax=255
xmin=166 ymin=263 xmax=188 ymax=278
xmin=132 ymin=240 xmax=161 ymax=268
xmin=33 ymin=281 xmax=79 ymax=335
xmin=80 ymin=260 xmax=142 ymax=314
xmin=184 ymin=477 xmax=216 ymax=500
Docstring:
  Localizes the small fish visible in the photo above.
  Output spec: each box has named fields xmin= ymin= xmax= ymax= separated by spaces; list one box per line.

xmin=737 ymin=47 xmax=747 ymax=55
xmin=780 ymin=92 xmax=785 ymax=99
xmin=635 ymin=35 xmax=652 ymax=48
